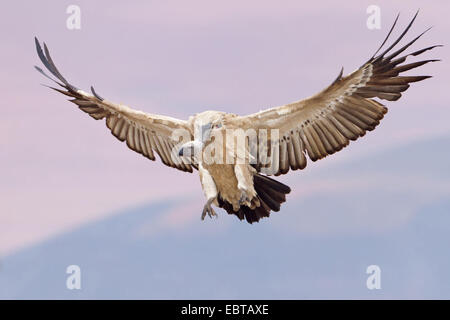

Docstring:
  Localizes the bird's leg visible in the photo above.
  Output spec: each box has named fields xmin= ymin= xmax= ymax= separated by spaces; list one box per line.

xmin=202 ymin=198 xmax=218 ymax=220
xmin=199 ymin=163 xmax=219 ymax=221
xmin=235 ymin=164 xmax=252 ymax=206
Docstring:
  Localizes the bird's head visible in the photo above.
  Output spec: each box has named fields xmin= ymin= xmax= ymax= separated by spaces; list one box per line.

xmin=194 ymin=111 xmax=225 ymax=143
xmin=179 ymin=111 xmax=226 ymax=160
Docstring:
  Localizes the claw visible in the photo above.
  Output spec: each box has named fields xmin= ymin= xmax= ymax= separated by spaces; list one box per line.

xmin=238 ymin=189 xmax=250 ymax=206
xmin=201 ymin=198 xmax=218 ymax=220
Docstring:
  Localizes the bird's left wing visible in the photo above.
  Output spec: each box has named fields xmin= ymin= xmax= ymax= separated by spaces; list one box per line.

xmin=34 ymin=38 xmax=195 ymax=173
xmin=231 ymin=12 xmax=440 ymax=176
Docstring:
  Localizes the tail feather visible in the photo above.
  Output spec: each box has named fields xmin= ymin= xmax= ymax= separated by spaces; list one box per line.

xmin=218 ymin=174 xmax=291 ymax=224
xmin=256 ymin=181 xmax=287 ymax=204
xmin=254 ymin=174 xmax=291 ymax=194
xmin=257 ymin=188 xmax=281 ymax=212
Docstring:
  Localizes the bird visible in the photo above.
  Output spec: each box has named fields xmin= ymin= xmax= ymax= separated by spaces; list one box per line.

xmin=35 ymin=12 xmax=440 ymax=224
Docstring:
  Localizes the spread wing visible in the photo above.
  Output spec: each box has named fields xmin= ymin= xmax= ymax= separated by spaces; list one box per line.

xmin=34 ymin=38 xmax=195 ymax=173
xmin=234 ymin=12 xmax=441 ymax=176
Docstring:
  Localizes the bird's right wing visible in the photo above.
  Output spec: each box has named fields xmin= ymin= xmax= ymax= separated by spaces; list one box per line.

xmin=232 ymin=12 xmax=440 ymax=176
xmin=35 ymin=38 xmax=195 ymax=173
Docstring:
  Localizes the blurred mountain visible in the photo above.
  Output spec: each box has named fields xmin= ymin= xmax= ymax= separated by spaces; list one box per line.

xmin=0 ymin=135 xmax=449 ymax=299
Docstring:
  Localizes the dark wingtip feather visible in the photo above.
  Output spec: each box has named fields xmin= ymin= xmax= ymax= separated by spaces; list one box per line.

xmin=42 ymin=42 xmax=76 ymax=90
xmin=91 ymin=86 xmax=104 ymax=101
xmin=35 ymin=37 xmax=53 ymax=74
xmin=410 ymin=44 xmax=443 ymax=57
xmin=42 ymin=85 xmax=75 ymax=97
xmin=34 ymin=65 xmax=62 ymax=86
xmin=373 ymin=10 xmax=420 ymax=63
xmin=331 ymin=67 xmax=344 ymax=85
xmin=34 ymin=37 xmax=78 ymax=92
xmin=383 ymin=26 xmax=433 ymax=62
xmin=371 ymin=12 xmax=400 ymax=59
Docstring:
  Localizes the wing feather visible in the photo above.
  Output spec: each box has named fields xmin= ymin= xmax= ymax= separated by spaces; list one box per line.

xmin=35 ymin=38 xmax=194 ymax=173
xmin=232 ymin=12 xmax=440 ymax=176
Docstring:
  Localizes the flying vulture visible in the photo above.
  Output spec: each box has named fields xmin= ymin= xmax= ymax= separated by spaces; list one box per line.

xmin=35 ymin=12 xmax=440 ymax=223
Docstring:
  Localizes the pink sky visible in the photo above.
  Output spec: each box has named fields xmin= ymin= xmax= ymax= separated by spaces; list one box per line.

xmin=1 ymin=0 xmax=449 ymax=256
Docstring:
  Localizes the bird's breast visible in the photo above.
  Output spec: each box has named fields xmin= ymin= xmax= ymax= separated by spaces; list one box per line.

xmin=202 ymin=163 xmax=240 ymax=203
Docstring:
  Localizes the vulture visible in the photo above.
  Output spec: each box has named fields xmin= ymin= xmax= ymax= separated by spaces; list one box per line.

xmin=35 ymin=12 xmax=440 ymax=223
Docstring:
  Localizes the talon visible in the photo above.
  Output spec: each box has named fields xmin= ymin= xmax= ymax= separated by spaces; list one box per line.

xmin=201 ymin=207 xmax=207 ymax=220
xmin=238 ymin=189 xmax=250 ymax=206
xmin=201 ymin=198 xmax=217 ymax=220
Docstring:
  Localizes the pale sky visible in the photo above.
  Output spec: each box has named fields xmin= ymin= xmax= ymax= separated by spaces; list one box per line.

xmin=1 ymin=0 xmax=449 ymax=257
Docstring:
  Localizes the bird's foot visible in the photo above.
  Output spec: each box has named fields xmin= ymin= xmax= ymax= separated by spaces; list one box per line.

xmin=201 ymin=198 xmax=218 ymax=220
xmin=238 ymin=188 xmax=251 ymax=206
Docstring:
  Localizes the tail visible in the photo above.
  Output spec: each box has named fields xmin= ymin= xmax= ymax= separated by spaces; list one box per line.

xmin=218 ymin=174 xmax=291 ymax=224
